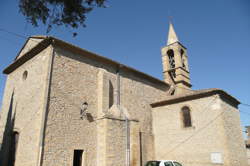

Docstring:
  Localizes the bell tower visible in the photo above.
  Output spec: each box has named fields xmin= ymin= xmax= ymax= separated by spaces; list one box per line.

xmin=161 ymin=23 xmax=191 ymax=94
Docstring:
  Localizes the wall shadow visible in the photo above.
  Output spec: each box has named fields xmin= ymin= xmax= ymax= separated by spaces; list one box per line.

xmin=0 ymin=92 xmax=16 ymax=166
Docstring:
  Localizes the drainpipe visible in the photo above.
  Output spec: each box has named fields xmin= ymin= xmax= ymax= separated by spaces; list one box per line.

xmin=116 ymin=65 xmax=130 ymax=166
xmin=125 ymin=117 xmax=130 ymax=166
xmin=116 ymin=67 xmax=120 ymax=106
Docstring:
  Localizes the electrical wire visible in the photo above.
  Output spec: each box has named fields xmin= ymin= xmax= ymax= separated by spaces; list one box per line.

xmin=1 ymin=28 xmax=250 ymax=149
xmin=175 ymin=85 xmax=250 ymax=109
xmin=0 ymin=27 xmax=51 ymax=48
xmin=166 ymin=101 xmax=233 ymax=154
xmin=241 ymin=103 xmax=250 ymax=107
xmin=0 ymin=28 xmax=28 ymax=40
xmin=240 ymin=110 xmax=250 ymax=116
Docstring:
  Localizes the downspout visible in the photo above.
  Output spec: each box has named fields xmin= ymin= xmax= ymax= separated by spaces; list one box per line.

xmin=116 ymin=67 xmax=120 ymax=106
xmin=37 ymin=42 xmax=55 ymax=166
xmin=116 ymin=65 xmax=130 ymax=166
xmin=125 ymin=117 xmax=130 ymax=166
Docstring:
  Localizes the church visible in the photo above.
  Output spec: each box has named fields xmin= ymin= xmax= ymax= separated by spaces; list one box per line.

xmin=0 ymin=23 xmax=248 ymax=166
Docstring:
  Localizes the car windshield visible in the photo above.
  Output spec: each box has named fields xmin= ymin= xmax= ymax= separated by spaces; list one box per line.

xmin=173 ymin=162 xmax=183 ymax=166
xmin=164 ymin=161 xmax=174 ymax=166
xmin=145 ymin=161 xmax=161 ymax=166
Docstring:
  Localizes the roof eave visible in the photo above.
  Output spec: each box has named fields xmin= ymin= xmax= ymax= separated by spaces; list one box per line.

xmin=3 ymin=37 xmax=52 ymax=74
xmin=3 ymin=36 xmax=169 ymax=88
xmin=52 ymin=38 xmax=169 ymax=87
xmin=151 ymin=89 xmax=240 ymax=108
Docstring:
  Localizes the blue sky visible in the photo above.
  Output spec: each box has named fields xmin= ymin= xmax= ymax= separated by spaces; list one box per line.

xmin=0 ymin=0 xmax=249 ymax=134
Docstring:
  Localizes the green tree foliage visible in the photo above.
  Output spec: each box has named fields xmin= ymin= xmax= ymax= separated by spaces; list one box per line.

xmin=19 ymin=0 xmax=107 ymax=35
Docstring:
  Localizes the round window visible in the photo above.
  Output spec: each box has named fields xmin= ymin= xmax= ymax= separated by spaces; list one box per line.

xmin=22 ymin=71 xmax=28 ymax=80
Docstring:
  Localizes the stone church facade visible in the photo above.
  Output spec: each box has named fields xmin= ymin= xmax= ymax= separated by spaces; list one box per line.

xmin=0 ymin=24 xmax=247 ymax=166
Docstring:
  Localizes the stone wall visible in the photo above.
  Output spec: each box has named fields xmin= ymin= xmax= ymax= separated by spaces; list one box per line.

xmin=221 ymin=97 xmax=248 ymax=166
xmin=0 ymin=38 xmax=247 ymax=166
xmin=246 ymin=148 xmax=250 ymax=165
xmin=152 ymin=94 xmax=248 ymax=166
xmin=120 ymin=70 xmax=168 ymax=165
xmin=16 ymin=38 xmax=44 ymax=60
xmin=42 ymin=47 xmax=100 ymax=166
xmin=0 ymin=46 xmax=53 ymax=166
xmin=105 ymin=119 xmax=127 ymax=166
xmin=42 ymin=46 xmax=169 ymax=166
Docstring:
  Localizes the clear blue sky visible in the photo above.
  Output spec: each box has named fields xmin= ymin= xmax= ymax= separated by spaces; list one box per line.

xmin=0 ymin=0 xmax=249 ymax=134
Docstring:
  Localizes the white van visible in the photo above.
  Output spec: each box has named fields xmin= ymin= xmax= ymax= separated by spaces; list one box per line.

xmin=145 ymin=160 xmax=183 ymax=166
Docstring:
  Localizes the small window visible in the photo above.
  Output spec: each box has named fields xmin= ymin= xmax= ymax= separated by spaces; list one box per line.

xmin=22 ymin=71 xmax=28 ymax=80
xmin=170 ymin=89 xmax=175 ymax=96
xmin=73 ymin=150 xmax=83 ymax=166
xmin=181 ymin=106 xmax=192 ymax=127
xmin=109 ymin=81 xmax=114 ymax=108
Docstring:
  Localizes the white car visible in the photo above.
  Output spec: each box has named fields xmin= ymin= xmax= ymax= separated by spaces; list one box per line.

xmin=145 ymin=160 xmax=183 ymax=166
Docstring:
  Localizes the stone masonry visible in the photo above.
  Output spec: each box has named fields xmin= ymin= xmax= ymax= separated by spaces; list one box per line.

xmin=0 ymin=23 xmax=248 ymax=166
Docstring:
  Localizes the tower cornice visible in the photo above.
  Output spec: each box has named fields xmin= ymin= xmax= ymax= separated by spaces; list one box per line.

xmin=163 ymin=41 xmax=187 ymax=50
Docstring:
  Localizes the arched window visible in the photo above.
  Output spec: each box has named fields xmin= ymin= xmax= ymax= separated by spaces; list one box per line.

xmin=167 ymin=49 xmax=176 ymax=78
xmin=180 ymin=49 xmax=186 ymax=69
xmin=181 ymin=106 xmax=192 ymax=127
xmin=109 ymin=81 xmax=114 ymax=108
xmin=22 ymin=70 xmax=28 ymax=80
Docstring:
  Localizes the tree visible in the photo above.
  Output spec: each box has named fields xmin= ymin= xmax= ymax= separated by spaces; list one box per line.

xmin=19 ymin=0 xmax=107 ymax=36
